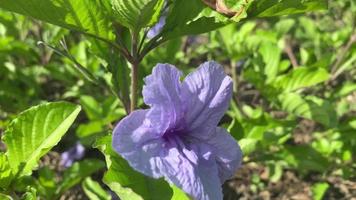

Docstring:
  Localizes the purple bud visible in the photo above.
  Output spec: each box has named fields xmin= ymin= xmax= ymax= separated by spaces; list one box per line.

xmin=60 ymin=142 xmax=85 ymax=168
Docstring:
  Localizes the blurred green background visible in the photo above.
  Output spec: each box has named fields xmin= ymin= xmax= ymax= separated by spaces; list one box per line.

xmin=0 ymin=0 xmax=355 ymax=199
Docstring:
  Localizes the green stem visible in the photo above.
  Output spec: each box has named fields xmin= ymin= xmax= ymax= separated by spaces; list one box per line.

xmin=130 ymin=61 xmax=139 ymax=112
xmin=231 ymin=60 xmax=238 ymax=94
xmin=130 ymin=31 xmax=139 ymax=112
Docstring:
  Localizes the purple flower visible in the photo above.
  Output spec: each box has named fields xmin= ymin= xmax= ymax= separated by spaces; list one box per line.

xmin=147 ymin=1 xmax=167 ymax=39
xmin=147 ymin=15 xmax=166 ymax=39
xmin=113 ymin=61 xmax=242 ymax=200
xmin=60 ymin=142 xmax=85 ymax=168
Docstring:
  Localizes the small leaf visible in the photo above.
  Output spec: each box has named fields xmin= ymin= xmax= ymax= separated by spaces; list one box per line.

xmin=37 ymin=167 xmax=56 ymax=198
xmin=273 ymin=67 xmax=330 ymax=92
xmin=0 ymin=153 xmax=13 ymax=189
xmin=239 ymin=138 xmax=258 ymax=155
xmin=161 ymin=0 xmax=225 ymax=40
xmin=248 ymin=0 xmax=328 ymax=17
xmin=22 ymin=187 xmax=37 ymax=200
xmin=277 ymin=93 xmax=337 ymax=127
xmin=259 ymin=42 xmax=281 ymax=82
xmin=312 ymin=182 xmax=329 ymax=200
xmin=285 ymin=145 xmax=329 ymax=172
xmin=56 ymin=159 xmax=105 ymax=196
xmin=82 ymin=177 xmax=111 ymax=200
xmin=2 ymin=102 xmax=81 ymax=176
xmin=111 ymin=0 xmax=165 ymax=31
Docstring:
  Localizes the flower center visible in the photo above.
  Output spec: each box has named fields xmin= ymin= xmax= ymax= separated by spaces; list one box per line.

xmin=162 ymin=125 xmax=186 ymax=141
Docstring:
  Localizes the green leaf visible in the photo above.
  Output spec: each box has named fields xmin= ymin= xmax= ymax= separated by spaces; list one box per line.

xmin=170 ymin=184 xmax=190 ymax=200
xmin=0 ymin=0 xmax=113 ymax=40
xmin=161 ymin=0 xmax=225 ymax=40
xmin=259 ymin=42 xmax=281 ymax=82
xmin=239 ymin=138 xmax=258 ymax=155
xmin=80 ymin=95 xmax=101 ymax=120
xmin=284 ymin=145 xmax=329 ymax=172
xmin=312 ymin=182 xmax=329 ymax=200
xmin=0 ymin=193 xmax=11 ymax=200
xmin=107 ymin=54 xmax=130 ymax=113
xmin=248 ymin=0 xmax=328 ymax=17
xmin=82 ymin=177 xmax=111 ymax=200
xmin=111 ymin=0 xmax=165 ymax=31
xmin=0 ymin=153 xmax=13 ymax=189
xmin=56 ymin=159 xmax=105 ymax=196
xmin=96 ymin=136 xmax=174 ymax=200
xmin=273 ymin=67 xmax=330 ymax=92
xmin=22 ymin=187 xmax=37 ymax=200
xmin=36 ymin=167 xmax=57 ymax=198
xmin=277 ymin=93 xmax=337 ymax=127
xmin=2 ymin=102 xmax=81 ymax=176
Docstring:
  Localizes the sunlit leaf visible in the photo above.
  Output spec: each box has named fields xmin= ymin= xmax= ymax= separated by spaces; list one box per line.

xmin=0 ymin=0 xmax=113 ymax=40
xmin=2 ymin=102 xmax=81 ymax=176
xmin=82 ymin=177 xmax=111 ymax=200
xmin=274 ymin=67 xmax=330 ymax=92
xmin=111 ymin=0 xmax=165 ymax=31
xmin=248 ymin=0 xmax=328 ymax=17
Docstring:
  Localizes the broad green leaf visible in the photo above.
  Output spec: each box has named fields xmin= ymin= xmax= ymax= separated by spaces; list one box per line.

xmin=22 ymin=187 xmax=37 ymax=200
xmin=80 ymin=95 xmax=102 ymax=120
xmin=284 ymin=145 xmax=329 ymax=172
xmin=275 ymin=19 xmax=295 ymax=36
xmin=0 ymin=153 xmax=13 ymax=189
xmin=0 ymin=0 xmax=113 ymax=40
xmin=2 ymin=102 xmax=81 ymax=176
xmin=161 ymin=0 xmax=225 ymax=40
xmin=248 ymin=0 xmax=328 ymax=17
xmin=273 ymin=67 xmax=330 ymax=92
xmin=76 ymin=121 xmax=104 ymax=138
xmin=56 ymin=159 xmax=105 ymax=196
xmin=278 ymin=93 xmax=337 ymax=127
xmin=312 ymin=182 xmax=329 ymax=200
xmin=332 ymin=82 xmax=356 ymax=99
xmin=111 ymin=0 xmax=165 ymax=31
xmin=82 ymin=177 xmax=111 ymax=200
xmin=0 ymin=193 xmax=11 ymax=200
xmin=107 ymin=54 xmax=130 ymax=113
xmin=171 ymin=184 xmax=189 ymax=200
xmin=239 ymin=138 xmax=258 ymax=155
xmin=259 ymin=42 xmax=281 ymax=82
xmin=37 ymin=167 xmax=56 ymax=199
xmin=96 ymin=136 xmax=173 ymax=200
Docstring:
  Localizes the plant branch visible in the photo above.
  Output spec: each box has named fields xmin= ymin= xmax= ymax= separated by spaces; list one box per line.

xmin=130 ymin=31 xmax=140 ymax=112
xmin=284 ymin=37 xmax=299 ymax=68
xmin=85 ymin=32 xmax=134 ymax=64
xmin=138 ymin=31 xmax=165 ymax=61
xmin=37 ymin=40 xmax=99 ymax=84
xmin=138 ymin=29 xmax=149 ymax=54
xmin=331 ymin=33 xmax=356 ymax=78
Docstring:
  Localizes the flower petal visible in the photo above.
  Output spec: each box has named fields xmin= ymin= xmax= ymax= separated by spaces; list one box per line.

xmin=154 ymin=139 xmax=223 ymax=200
xmin=143 ymin=64 xmax=184 ymax=135
xmin=113 ymin=111 xmax=224 ymax=200
xmin=181 ymin=61 xmax=233 ymax=139
xmin=113 ymin=110 xmax=165 ymax=176
xmin=206 ymin=127 xmax=242 ymax=183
